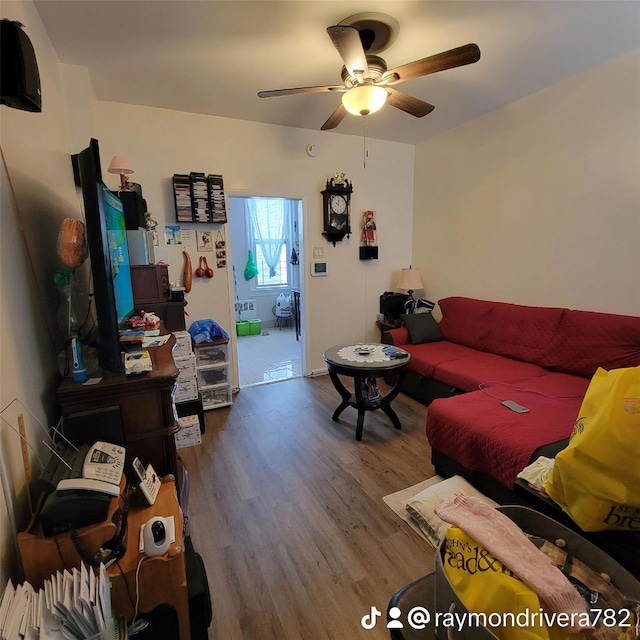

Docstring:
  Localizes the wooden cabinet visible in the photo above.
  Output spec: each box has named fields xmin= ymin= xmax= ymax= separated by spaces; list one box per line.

xmin=57 ymin=335 xmax=180 ymax=487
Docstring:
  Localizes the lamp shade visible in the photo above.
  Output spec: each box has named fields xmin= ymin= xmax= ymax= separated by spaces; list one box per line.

xmin=341 ymin=85 xmax=388 ymax=116
xmin=396 ymin=268 xmax=423 ymax=292
xmin=107 ymin=155 xmax=134 ymax=176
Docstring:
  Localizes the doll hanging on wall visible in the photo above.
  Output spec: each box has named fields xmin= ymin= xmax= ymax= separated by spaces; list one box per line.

xmin=362 ymin=210 xmax=377 ymax=246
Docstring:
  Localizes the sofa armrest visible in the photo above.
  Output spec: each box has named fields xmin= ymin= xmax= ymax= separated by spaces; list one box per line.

xmin=529 ymin=438 xmax=570 ymax=463
xmin=383 ymin=327 xmax=410 ymax=346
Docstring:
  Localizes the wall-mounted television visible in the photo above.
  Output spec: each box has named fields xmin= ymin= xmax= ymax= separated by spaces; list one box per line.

xmin=73 ymin=139 xmax=134 ymax=373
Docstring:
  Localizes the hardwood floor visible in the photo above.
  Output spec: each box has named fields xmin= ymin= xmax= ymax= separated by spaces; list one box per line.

xmin=178 ymin=374 xmax=436 ymax=640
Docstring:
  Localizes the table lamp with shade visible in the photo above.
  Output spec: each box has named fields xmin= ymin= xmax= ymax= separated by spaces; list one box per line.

xmin=107 ymin=155 xmax=134 ymax=190
xmin=396 ymin=267 xmax=424 ymax=302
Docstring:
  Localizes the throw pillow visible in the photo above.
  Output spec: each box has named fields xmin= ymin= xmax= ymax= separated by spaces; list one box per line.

xmin=400 ymin=312 xmax=443 ymax=344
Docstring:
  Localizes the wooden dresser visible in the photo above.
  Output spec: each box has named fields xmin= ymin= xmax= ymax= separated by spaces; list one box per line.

xmin=57 ymin=335 xmax=180 ymax=487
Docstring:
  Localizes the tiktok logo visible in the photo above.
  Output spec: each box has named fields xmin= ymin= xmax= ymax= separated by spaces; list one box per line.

xmin=360 ymin=605 xmax=432 ymax=630
xmin=361 ymin=606 xmax=382 ymax=630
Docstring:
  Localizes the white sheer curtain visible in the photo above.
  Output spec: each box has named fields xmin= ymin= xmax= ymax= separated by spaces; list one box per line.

xmin=245 ymin=198 xmax=291 ymax=278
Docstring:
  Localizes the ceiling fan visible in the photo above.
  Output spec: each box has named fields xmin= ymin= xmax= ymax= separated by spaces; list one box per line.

xmin=258 ymin=13 xmax=481 ymax=131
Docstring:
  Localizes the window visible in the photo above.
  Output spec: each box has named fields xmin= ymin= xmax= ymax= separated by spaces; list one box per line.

xmin=254 ymin=242 xmax=288 ymax=288
xmin=245 ymin=198 xmax=293 ymax=289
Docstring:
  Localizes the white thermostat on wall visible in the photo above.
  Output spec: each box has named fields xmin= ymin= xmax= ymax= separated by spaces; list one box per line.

xmin=310 ymin=260 xmax=328 ymax=276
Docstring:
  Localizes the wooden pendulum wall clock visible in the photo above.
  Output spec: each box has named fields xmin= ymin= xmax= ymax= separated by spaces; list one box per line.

xmin=321 ymin=174 xmax=352 ymax=246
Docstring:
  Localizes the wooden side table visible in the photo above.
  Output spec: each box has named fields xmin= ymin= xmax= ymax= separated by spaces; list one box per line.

xmin=323 ymin=344 xmax=410 ymax=440
xmin=18 ymin=477 xmax=190 ymax=640
xmin=18 ymin=480 xmax=125 ymax=589
xmin=110 ymin=476 xmax=190 ymax=640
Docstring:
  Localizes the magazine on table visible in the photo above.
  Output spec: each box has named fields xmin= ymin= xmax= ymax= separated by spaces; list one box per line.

xmin=383 ymin=345 xmax=408 ymax=359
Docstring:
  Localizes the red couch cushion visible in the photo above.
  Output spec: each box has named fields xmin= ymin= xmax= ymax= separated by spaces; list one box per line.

xmin=438 ymin=297 xmax=564 ymax=365
xmin=402 ymin=342 xmax=478 ymax=379
xmin=500 ymin=372 xmax=590 ymax=398
xmin=433 ymin=352 xmax=547 ymax=392
xmin=426 ymin=381 xmax=583 ymax=487
xmin=539 ymin=309 xmax=640 ymax=377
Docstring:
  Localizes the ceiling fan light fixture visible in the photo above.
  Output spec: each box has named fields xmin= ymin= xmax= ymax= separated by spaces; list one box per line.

xmin=341 ymin=84 xmax=387 ymax=116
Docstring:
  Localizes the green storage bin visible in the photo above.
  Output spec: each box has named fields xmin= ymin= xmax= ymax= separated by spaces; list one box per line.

xmin=236 ymin=321 xmax=250 ymax=336
xmin=249 ymin=319 xmax=262 ymax=335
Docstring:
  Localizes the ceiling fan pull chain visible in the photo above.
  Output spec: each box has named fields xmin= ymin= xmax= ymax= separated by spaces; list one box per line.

xmin=363 ymin=117 xmax=370 ymax=169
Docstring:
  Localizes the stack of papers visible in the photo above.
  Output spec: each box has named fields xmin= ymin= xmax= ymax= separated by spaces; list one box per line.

xmin=0 ymin=563 xmax=122 ymax=639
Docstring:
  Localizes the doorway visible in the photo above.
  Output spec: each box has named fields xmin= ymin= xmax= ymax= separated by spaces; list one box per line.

xmin=228 ymin=196 xmax=304 ymax=387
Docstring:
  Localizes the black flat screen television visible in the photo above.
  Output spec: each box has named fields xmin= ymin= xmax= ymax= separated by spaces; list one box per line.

xmin=74 ymin=139 xmax=134 ymax=372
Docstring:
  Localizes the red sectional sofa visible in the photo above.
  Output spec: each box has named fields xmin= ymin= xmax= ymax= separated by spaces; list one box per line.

xmin=384 ymin=297 xmax=640 ymax=498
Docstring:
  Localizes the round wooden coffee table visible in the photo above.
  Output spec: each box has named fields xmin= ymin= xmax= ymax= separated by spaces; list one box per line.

xmin=323 ymin=343 xmax=410 ymax=441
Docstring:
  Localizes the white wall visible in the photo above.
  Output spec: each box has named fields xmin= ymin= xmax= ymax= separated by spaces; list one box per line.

xmin=0 ymin=1 xmax=83 ymax=585
xmin=90 ymin=101 xmax=415 ymax=377
xmin=413 ymin=50 xmax=640 ymax=316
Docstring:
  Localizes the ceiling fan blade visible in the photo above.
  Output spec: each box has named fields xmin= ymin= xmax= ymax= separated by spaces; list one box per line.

xmin=327 ymin=25 xmax=369 ymax=78
xmin=383 ymin=43 xmax=481 ymax=85
xmin=258 ymin=84 xmax=344 ymax=98
xmin=321 ymin=103 xmax=347 ymax=131
xmin=385 ymin=88 xmax=435 ymax=118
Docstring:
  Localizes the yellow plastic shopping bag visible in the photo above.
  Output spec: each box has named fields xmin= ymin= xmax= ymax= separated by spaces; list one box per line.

xmin=442 ymin=528 xmax=586 ymax=640
xmin=546 ymin=366 xmax=640 ymax=532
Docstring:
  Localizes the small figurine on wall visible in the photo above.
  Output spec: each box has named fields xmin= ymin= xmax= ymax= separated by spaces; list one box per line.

xmin=362 ymin=210 xmax=376 ymax=246
xmin=145 ymin=211 xmax=159 ymax=246
xmin=333 ymin=171 xmax=346 ymax=185
xmin=359 ymin=209 xmax=379 ymax=260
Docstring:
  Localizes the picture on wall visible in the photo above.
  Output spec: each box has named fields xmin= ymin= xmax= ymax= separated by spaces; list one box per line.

xmin=215 ymin=230 xmax=227 ymax=268
xmin=164 ymin=225 xmax=182 ymax=245
xmin=197 ymin=230 xmax=213 ymax=251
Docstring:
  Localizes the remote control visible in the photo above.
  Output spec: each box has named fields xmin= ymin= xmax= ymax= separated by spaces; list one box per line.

xmin=502 ymin=400 xmax=529 ymax=413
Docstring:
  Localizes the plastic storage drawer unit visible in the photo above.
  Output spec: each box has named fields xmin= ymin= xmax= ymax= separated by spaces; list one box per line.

xmin=193 ymin=340 xmax=231 ymax=411
xmin=194 ymin=343 xmax=228 ymax=366
xmin=200 ymin=385 xmax=232 ymax=410
xmin=197 ymin=366 xmax=228 ymax=387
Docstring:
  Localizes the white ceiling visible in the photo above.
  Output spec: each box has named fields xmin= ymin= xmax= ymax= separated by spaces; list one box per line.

xmin=32 ymin=0 xmax=640 ymax=145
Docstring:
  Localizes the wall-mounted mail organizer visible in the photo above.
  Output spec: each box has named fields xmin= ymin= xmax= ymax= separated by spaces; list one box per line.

xmin=172 ymin=172 xmax=227 ymax=224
